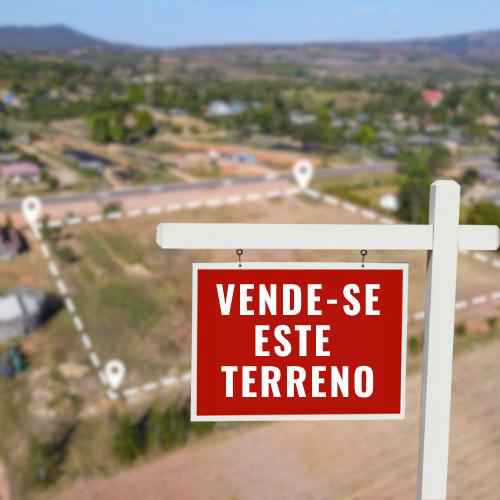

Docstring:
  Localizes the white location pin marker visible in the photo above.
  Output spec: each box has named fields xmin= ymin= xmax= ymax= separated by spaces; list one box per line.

xmin=22 ymin=196 xmax=42 ymax=226
xmin=105 ymin=360 xmax=126 ymax=390
xmin=293 ymin=160 xmax=314 ymax=190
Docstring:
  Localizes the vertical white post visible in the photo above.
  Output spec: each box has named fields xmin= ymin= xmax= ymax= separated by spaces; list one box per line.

xmin=417 ymin=180 xmax=460 ymax=500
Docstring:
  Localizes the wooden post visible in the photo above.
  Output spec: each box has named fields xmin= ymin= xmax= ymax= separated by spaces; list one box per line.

xmin=417 ymin=180 xmax=460 ymax=500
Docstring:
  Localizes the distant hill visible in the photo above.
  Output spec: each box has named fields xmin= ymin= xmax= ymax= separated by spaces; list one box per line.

xmin=0 ymin=24 xmax=114 ymax=53
xmin=0 ymin=24 xmax=499 ymax=76
xmin=169 ymin=30 xmax=500 ymax=77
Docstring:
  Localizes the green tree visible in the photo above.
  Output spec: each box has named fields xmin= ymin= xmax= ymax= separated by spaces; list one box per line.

xmin=466 ymin=202 xmax=500 ymax=226
xmin=109 ymin=112 xmax=127 ymax=143
xmin=315 ymin=108 xmax=334 ymax=145
xmin=88 ymin=112 xmax=111 ymax=144
xmin=353 ymin=124 xmax=376 ymax=147
xmin=127 ymin=84 xmax=146 ymax=104
xmin=298 ymin=108 xmax=334 ymax=150
xmin=0 ymin=127 xmax=11 ymax=141
xmin=460 ymin=167 xmax=479 ymax=189
xmin=428 ymin=145 xmax=451 ymax=176
xmin=467 ymin=123 xmax=490 ymax=141
xmin=254 ymin=106 xmax=274 ymax=134
xmin=133 ymin=110 xmax=155 ymax=137
xmin=397 ymin=151 xmax=433 ymax=223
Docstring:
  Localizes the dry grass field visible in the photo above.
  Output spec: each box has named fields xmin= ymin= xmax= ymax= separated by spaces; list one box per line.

xmin=48 ymin=193 xmax=500 ymax=389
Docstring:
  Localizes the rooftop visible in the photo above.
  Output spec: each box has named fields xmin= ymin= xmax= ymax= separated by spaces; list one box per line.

xmin=0 ymin=161 xmax=40 ymax=177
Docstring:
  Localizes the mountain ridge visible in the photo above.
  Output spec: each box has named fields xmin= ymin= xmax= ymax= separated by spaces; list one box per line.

xmin=0 ymin=24 xmax=114 ymax=52
xmin=0 ymin=24 xmax=499 ymax=76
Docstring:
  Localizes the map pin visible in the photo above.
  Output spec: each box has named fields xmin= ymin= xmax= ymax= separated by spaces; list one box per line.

xmin=293 ymin=160 xmax=314 ymax=190
xmin=105 ymin=360 xmax=126 ymax=390
xmin=22 ymin=196 xmax=42 ymax=226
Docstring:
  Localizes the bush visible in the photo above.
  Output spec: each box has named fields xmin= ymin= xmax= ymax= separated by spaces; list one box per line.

xmin=102 ymin=202 xmax=122 ymax=216
xmin=455 ymin=323 xmax=467 ymax=337
xmin=152 ymin=403 xmax=190 ymax=451
xmin=26 ymin=429 xmax=73 ymax=488
xmin=112 ymin=415 xmax=148 ymax=464
xmin=40 ymin=216 xmax=61 ymax=241
xmin=53 ymin=245 xmax=78 ymax=264
xmin=486 ymin=317 xmax=498 ymax=334
xmin=114 ymin=401 xmax=214 ymax=464
xmin=409 ymin=335 xmax=422 ymax=354
xmin=191 ymin=421 xmax=215 ymax=436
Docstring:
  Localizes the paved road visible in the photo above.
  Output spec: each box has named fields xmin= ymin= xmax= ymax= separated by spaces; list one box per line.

xmin=0 ymin=162 xmax=396 ymax=212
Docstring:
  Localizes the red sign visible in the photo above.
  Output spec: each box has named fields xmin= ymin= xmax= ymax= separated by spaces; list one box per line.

xmin=192 ymin=263 xmax=408 ymax=421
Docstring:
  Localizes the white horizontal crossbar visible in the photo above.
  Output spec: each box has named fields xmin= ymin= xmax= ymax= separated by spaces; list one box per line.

xmin=156 ymin=223 xmax=500 ymax=251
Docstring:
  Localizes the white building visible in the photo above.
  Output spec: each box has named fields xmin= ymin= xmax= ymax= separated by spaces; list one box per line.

xmin=0 ymin=288 xmax=50 ymax=342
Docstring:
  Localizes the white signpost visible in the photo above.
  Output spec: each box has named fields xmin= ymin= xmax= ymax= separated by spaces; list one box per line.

xmin=156 ymin=171 xmax=499 ymax=500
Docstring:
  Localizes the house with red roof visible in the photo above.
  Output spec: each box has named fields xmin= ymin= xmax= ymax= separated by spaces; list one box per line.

xmin=422 ymin=90 xmax=444 ymax=108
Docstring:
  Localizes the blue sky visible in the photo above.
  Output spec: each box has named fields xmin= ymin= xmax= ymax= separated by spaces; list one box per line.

xmin=3 ymin=0 xmax=500 ymax=47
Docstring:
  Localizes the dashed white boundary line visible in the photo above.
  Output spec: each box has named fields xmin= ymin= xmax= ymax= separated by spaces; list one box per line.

xmin=303 ymin=186 xmax=500 ymax=322
xmin=27 ymin=183 xmax=500 ymax=402
xmin=36 ymin=187 xmax=300 ymax=231
xmin=27 ymin=222 xmax=111 ymax=396
xmin=411 ymin=291 xmax=500 ymax=322
xmin=304 ymin=187 xmax=500 ymax=268
xmin=303 ymin=187 xmax=397 ymax=225
xmin=29 ymin=185 xmax=299 ymax=402
xmin=119 ymin=185 xmax=500 ymax=401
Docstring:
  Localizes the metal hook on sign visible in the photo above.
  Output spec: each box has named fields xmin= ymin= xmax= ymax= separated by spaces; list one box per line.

xmin=360 ymin=249 xmax=368 ymax=268
xmin=236 ymin=249 xmax=244 ymax=268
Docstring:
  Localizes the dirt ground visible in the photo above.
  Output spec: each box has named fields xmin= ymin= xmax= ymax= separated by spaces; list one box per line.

xmin=163 ymin=137 xmax=321 ymax=169
xmin=0 ymin=462 xmax=10 ymax=500
xmin=52 ymin=336 xmax=500 ymax=500
xmin=41 ymin=192 xmax=500 ymax=389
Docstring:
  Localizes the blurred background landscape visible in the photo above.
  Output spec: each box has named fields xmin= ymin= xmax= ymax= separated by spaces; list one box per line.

xmin=1 ymin=1 xmax=500 ymax=499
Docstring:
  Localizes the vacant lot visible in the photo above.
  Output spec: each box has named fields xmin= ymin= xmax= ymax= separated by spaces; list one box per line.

xmin=48 ymin=193 xmax=500 ymax=390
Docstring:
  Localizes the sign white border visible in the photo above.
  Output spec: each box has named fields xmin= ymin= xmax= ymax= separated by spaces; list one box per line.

xmin=191 ymin=262 xmax=409 ymax=422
